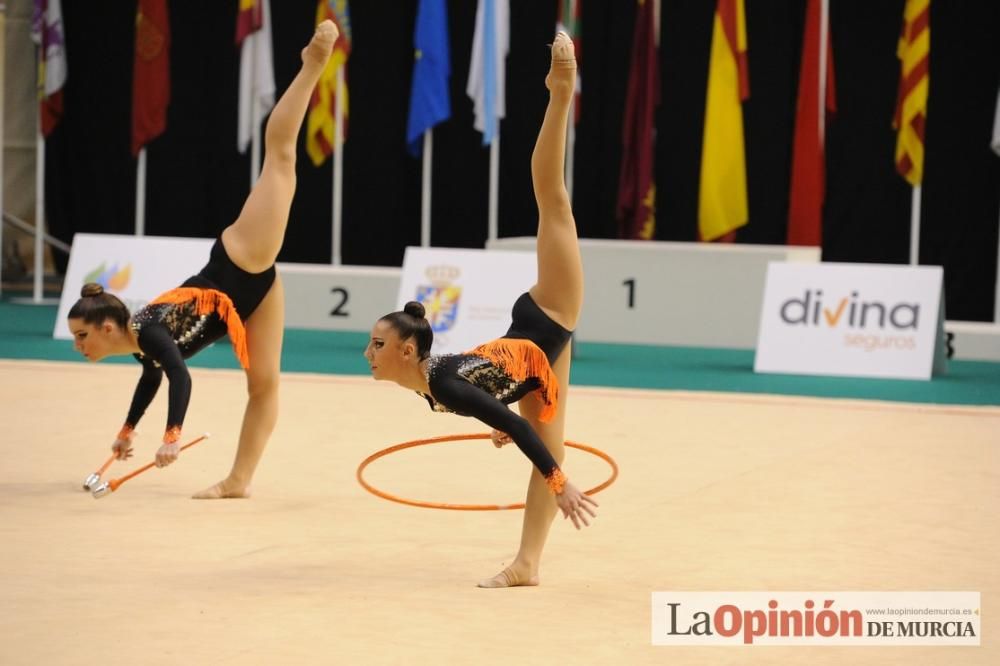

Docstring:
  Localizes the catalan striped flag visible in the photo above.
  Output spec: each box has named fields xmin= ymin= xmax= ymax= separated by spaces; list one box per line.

xmin=307 ymin=0 xmax=352 ymax=166
xmin=893 ymin=0 xmax=930 ymax=186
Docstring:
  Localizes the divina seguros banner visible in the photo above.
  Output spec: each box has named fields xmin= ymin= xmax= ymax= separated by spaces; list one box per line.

xmin=754 ymin=262 xmax=946 ymax=380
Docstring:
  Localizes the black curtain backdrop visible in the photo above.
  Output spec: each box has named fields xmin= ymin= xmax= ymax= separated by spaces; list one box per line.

xmin=43 ymin=1 xmax=1000 ymax=320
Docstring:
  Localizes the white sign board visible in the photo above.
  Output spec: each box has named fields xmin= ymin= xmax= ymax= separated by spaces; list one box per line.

xmin=755 ymin=262 xmax=945 ymax=380
xmin=397 ymin=247 xmax=536 ymax=355
xmin=54 ymin=233 xmax=214 ymax=340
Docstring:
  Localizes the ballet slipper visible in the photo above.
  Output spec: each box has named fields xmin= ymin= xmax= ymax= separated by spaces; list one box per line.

xmin=476 ymin=566 xmax=540 ymax=589
xmin=545 ymin=31 xmax=577 ymax=96
xmin=301 ymin=19 xmax=338 ymax=67
xmin=191 ymin=480 xmax=252 ymax=500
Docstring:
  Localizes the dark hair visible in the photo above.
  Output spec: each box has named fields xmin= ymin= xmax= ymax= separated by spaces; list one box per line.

xmin=67 ymin=283 xmax=130 ymax=329
xmin=380 ymin=301 xmax=433 ymax=360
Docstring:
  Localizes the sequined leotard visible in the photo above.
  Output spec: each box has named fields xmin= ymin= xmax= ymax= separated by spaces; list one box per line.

xmin=418 ymin=293 xmax=573 ymax=493
xmin=121 ymin=239 xmax=275 ymax=443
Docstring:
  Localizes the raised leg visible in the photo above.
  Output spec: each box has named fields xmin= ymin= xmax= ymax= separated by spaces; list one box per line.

xmin=527 ymin=32 xmax=583 ymax=331
xmin=477 ymin=342 xmax=572 ymax=587
xmin=192 ymin=275 xmax=285 ymax=499
xmin=221 ymin=20 xmax=339 ymax=273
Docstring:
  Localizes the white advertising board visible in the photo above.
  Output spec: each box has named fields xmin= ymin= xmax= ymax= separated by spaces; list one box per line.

xmin=755 ymin=262 xmax=945 ymax=380
xmin=53 ymin=233 xmax=214 ymax=340
xmin=397 ymin=247 xmax=536 ymax=355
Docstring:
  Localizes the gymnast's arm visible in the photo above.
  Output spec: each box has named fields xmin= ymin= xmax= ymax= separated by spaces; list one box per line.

xmin=124 ymin=356 xmax=164 ymax=429
xmin=429 ymin=374 xmax=561 ymax=479
xmin=135 ymin=323 xmax=192 ymax=441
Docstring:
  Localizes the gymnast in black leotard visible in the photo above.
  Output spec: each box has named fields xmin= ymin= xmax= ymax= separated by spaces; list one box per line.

xmin=364 ymin=32 xmax=597 ymax=588
xmin=66 ymin=20 xmax=341 ymax=499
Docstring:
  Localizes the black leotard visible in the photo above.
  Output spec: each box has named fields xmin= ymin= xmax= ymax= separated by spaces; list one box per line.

xmin=122 ymin=239 xmax=275 ymax=441
xmin=418 ymin=293 xmax=573 ymax=492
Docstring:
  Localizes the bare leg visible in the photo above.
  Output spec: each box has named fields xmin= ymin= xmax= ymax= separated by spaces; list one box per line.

xmin=478 ymin=34 xmax=582 ymax=587
xmin=221 ymin=20 xmax=338 ymax=273
xmin=527 ymin=32 xmax=583 ymax=331
xmin=192 ymin=275 xmax=285 ymax=499
xmin=477 ymin=343 xmax=571 ymax=587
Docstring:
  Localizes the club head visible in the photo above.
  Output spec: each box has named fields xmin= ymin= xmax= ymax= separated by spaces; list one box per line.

xmin=83 ymin=473 xmax=101 ymax=491
xmin=91 ymin=482 xmax=112 ymax=499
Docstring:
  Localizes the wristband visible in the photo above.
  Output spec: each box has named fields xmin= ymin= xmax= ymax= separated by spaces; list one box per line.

xmin=545 ymin=468 xmax=567 ymax=495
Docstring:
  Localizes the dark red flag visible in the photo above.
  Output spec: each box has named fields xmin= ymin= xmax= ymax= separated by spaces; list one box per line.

xmin=616 ymin=0 xmax=659 ymax=240
xmin=131 ymin=0 xmax=171 ymax=156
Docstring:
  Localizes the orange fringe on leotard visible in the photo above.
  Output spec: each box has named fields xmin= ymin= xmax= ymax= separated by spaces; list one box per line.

xmin=149 ymin=287 xmax=249 ymax=370
xmin=467 ymin=338 xmax=560 ymax=423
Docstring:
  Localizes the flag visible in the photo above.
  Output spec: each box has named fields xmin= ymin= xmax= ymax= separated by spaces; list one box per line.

xmin=131 ymin=0 xmax=170 ymax=156
xmin=406 ymin=0 xmax=451 ymax=156
xmin=615 ymin=0 xmax=659 ymax=240
xmin=236 ymin=0 xmax=275 ymax=153
xmin=235 ymin=0 xmax=259 ymax=44
xmin=787 ymin=0 xmax=836 ymax=247
xmin=466 ymin=0 xmax=509 ymax=146
xmin=893 ymin=0 xmax=930 ymax=186
xmin=31 ymin=0 xmax=67 ymax=136
xmin=698 ymin=0 xmax=750 ymax=242
xmin=306 ymin=0 xmax=352 ymax=166
xmin=556 ymin=0 xmax=581 ymax=124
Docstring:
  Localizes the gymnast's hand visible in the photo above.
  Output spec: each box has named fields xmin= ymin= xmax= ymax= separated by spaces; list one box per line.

xmin=112 ymin=436 xmax=134 ymax=461
xmin=491 ymin=429 xmax=513 ymax=448
xmin=555 ymin=481 xmax=599 ymax=529
xmin=155 ymin=442 xmax=180 ymax=468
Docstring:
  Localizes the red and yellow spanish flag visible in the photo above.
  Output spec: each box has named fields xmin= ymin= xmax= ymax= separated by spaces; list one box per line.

xmin=893 ymin=0 xmax=930 ymax=186
xmin=698 ymin=0 xmax=749 ymax=242
xmin=131 ymin=0 xmax=170 ymax=157
xmin=306 ymin=0 xmax=352 ymax=166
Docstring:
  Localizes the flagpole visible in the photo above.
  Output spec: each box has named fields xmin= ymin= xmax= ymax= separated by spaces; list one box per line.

xmin=488 ymin=132 xmax=499 ymax=242
xmin=135 ymin=148 xmax=147 ymax=236
xmin=421 ymin=130 xmax=432 ymax=246
xmin=332 ymin=66 xmax=344 ymax=266
xmin=0 ymin=2 xmax=6 ymax=296
xmin=994 ymin=205 xmax=1000 ymax=322
xmin=249 ymin=36 xmax=261 ymax=187
xmin=908 ymin=184 xmax=921 ymax=265
xmin=819 ymin=0 xmax=829 ymax=139
xmin=34 ymin=129 xmax=45 ymax=302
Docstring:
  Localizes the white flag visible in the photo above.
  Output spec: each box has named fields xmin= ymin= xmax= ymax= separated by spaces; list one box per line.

xmin=237 ymin=0 xmax=276 ymax=153
xmin=32 ymin=0 xmax=68 ymax=97
xmin=466 ymin=0 xmax=509 ymax=145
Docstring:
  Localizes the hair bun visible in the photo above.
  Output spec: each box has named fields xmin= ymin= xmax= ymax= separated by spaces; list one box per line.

xmin=403 ymin=301 xmax=426 ymax=318
xmin=80 ymin=282 xmax=105 ymax=298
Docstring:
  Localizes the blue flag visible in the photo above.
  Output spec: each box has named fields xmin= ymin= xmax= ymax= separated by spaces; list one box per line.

xmin=406 ymin=0 xmax=451 ymax=156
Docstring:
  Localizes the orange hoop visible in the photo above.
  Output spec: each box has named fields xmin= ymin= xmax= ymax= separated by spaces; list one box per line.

xmin=356 ymin=433 xmax=618 ymax=511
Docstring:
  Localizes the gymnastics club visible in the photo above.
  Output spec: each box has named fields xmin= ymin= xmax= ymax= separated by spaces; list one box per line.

xmin=91 ymin=433 xmax=211 ymax=499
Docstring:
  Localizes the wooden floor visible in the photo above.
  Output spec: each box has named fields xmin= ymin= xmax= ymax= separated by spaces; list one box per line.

xmin=0 ymin=359 xmax=997 ymax=665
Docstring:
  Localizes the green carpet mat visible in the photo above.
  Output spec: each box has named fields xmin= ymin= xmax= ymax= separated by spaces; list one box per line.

xmin=2 ymin=301 xmax=998 ymax=406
